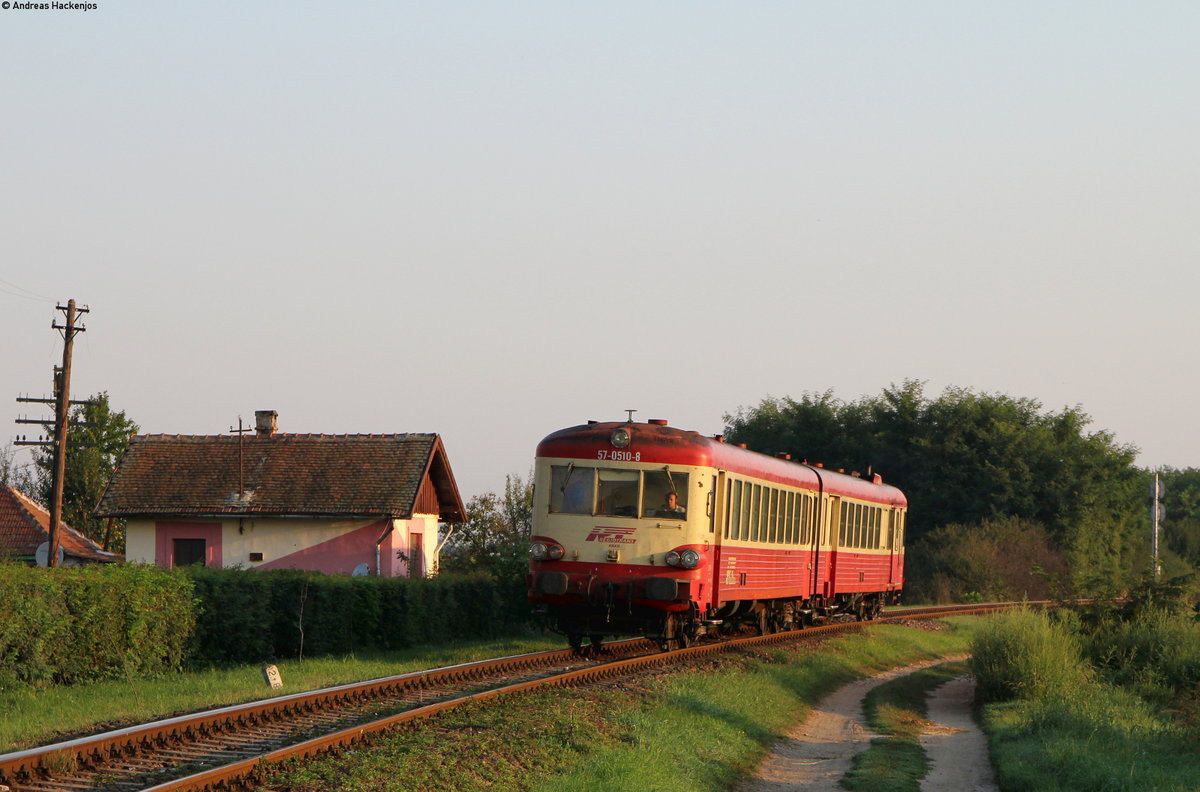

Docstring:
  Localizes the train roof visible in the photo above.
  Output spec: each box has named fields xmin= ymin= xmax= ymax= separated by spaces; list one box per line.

xmin=536 ymin=421 xmax=907 ymax=507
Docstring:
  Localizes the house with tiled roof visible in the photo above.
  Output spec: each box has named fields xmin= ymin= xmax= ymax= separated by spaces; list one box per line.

xmin=95 ymin=411 xmax=466 ymax=577
xmin=0 ymin=485 xmax=122 ymax=566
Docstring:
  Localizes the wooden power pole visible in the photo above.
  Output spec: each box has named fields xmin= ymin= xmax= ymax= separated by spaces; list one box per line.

xmin=15 ymin=299 xmax=90 ymax=567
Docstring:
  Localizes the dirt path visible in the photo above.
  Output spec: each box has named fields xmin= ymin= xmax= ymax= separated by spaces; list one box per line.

xmin=919 ymin=674 xmax=998 ymax=792
xmin=734 ymin=656 xmax=996 ymax=792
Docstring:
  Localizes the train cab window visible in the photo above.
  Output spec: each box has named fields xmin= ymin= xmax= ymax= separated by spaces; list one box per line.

xmin=642 ymin=470 xmax=689 ymax=519
xmin=549 ymin=465 xmax=595 ymax=514
xmin=597 ymin=469 xmax=640 ymax=517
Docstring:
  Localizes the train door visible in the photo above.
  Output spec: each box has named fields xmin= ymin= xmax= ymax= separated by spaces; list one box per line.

xmin=711 ymin=471 xmax=728 ymax=604
xmin=889 ymin=508 xmax=905 ymax=588
xmin=823 ymin=495 xmax=842 ymax=598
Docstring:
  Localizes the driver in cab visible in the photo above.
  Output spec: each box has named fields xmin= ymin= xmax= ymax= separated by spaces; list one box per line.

xmin=656 ymin=491 xmax=686 ymax=519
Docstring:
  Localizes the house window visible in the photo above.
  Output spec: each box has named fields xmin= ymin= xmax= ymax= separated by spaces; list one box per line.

xmin=173 ymin=538 xmax=206 ymax=567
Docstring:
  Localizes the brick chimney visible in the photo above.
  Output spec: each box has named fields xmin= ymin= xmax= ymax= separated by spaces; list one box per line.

xmin=254 ymin=410 xmax=278 ymax=438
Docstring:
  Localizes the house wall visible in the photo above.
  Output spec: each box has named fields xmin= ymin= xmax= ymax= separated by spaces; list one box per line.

xmin=125 ymin=515 xmax=443 ymax=577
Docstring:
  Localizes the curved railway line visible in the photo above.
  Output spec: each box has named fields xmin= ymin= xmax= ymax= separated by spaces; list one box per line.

xmin=0 ymin=603 xmax=1015 ymax=792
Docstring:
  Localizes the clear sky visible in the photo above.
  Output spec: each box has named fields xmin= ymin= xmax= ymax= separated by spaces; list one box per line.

xmin=2 ymin=1 xmax=1197 ymax=501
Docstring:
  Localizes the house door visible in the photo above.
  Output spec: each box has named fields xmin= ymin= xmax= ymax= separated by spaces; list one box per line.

xmin=173 ymin=538 xmax=206 ymax=567
xmin=409 ymin=533 xmax=425 ymax=578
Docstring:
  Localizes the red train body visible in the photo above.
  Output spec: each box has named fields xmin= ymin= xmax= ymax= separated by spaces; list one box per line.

xmin=527 ymin=420 xmax=907 ymax=650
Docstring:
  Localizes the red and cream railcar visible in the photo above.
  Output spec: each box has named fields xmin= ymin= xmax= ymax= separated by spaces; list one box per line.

xmin=527 ymin=419 xmax=907 ymax=650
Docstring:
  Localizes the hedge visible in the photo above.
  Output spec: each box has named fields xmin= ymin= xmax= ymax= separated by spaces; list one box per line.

xmin=0 ymin=562 xmax=536 ymax=687
xmin=184 ymin=567 xmax=534 ymax=667
xmin=0 ymin=562 xmax=195 ymax=687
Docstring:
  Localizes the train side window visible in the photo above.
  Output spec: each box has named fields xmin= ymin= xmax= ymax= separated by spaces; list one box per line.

xmin=749 ymin=484 xmax=761 ymax=542
xmin=549 ymin=465 xmax=594 ymax=514
xmin=760 ymin=485 xmax=769 ymax=542
xmin=730 ymin=480 xmax=743 ymax=540
xmin=597 ymin=469 xmax=640 ymax=517
xmin=740 ymin=481 xmax=752 ymax=541
xmin=785 ymin=491 xmax=795 ymax=544
xmin=724 ymin=482 xmax=734 ymax=537
xmin=768 ymin=488 xmax=779 ymax=543
xmin=872 ymin=508 xmax=881 ymax=548
xmin=802 ymin=495 xmax=809 ymax=543
xmin=642 ymin=470 xmax=689 ymax=519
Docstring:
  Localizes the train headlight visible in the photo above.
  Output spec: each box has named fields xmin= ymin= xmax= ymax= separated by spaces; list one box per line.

xmin=610 ymin=427 xmax=631 ymax=448
xmin=665 ymin=548 xmax=702 ymax=569
xmin=530 ymin=541 xmax=564 ymax=561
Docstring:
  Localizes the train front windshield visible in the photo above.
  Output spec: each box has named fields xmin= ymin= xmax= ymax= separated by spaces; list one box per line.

xmin=549 ymin=465 xmax=690 ymax=519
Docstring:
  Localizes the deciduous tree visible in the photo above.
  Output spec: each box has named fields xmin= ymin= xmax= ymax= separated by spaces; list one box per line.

xmin=31 ymin=392 xmax=138 ymax=552
xmin=439 ymin=472 xmax=533 ymax=580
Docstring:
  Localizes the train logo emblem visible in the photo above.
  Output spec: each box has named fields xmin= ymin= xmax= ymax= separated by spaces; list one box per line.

xmin=585 ymin=526 xmax=637 ymax=544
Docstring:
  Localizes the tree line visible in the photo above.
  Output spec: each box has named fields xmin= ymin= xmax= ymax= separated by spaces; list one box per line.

xmin=723 ymin=380 xmax=1188 ymax=600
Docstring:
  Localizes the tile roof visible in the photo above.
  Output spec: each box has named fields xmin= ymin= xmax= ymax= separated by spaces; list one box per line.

xmin=95 ymin=433 xmax=466 ymax=521
xmin=0 ymin=485 xmax=122 ymax=563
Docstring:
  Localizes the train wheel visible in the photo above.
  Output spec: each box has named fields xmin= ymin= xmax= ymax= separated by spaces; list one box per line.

xmin=658 ymin=614 xmax=677 ymax=652
xmin=678 ymin=622 xmax=695 ymax=649
xmin=757 ymin=606 xmax=771 ymax=635
xmin=589 ymin=634 xmax=606 ymax=653
xmin=568 ymin=633 xmax=585 ymax=654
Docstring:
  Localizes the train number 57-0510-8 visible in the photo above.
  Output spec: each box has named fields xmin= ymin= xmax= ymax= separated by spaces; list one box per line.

xmin=597 ymin=450 xmax=641 ymax=462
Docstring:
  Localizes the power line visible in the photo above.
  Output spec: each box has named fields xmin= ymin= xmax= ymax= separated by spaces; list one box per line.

xmin=0 ymin=276 xmax=53 ymax=303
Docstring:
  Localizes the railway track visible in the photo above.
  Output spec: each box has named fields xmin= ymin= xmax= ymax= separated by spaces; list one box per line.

xmin=0 ymin=603 xmax=1011 ymax=792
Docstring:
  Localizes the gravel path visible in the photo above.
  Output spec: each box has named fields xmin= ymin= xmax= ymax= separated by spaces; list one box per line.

xmin=734 ymin=656 xmax=996 ymax=792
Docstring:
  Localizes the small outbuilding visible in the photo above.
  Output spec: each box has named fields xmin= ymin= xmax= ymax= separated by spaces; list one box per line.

xmin=95 ymin=411 xmax=466 ymax=577
xmin=0 ymin=485 xmax=122 ymax=566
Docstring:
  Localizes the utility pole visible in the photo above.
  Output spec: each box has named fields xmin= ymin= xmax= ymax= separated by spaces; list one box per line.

xmin=1151 ymin=472 xmax=1164 ymax=581
xmin=14 ymin=300 xmax=90 ymax=567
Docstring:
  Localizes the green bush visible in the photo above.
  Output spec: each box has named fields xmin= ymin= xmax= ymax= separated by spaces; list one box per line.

xmin=970 ymin=606 xmax=1090 ymax=703
xmin=0 ymin=562 xmax=195 ymax=687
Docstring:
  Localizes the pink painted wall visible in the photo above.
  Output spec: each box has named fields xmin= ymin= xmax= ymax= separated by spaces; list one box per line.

xmin=154 ymin=522 xmax=223 ymax=568
xmin=256 ymin=520 xmax=393 ymax=576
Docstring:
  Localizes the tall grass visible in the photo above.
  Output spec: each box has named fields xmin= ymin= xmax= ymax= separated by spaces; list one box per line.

xmin=972 ymin=606 xmax=1200 ymax=792
xmin=1084 ymin=607 xmax=1200 ymax=703
xmin=970 ymin=606 xmax=1089 ymax=703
